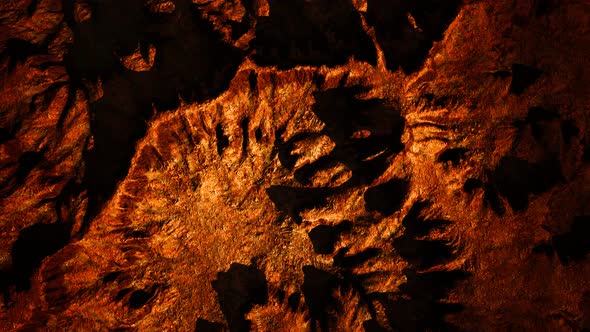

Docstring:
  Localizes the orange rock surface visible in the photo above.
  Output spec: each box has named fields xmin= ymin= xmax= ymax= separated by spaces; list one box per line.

xmin=1 ymin=0 xmax=589 ymax=331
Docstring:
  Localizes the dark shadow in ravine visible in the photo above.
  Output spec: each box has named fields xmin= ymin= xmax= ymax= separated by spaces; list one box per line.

xmin=302 ymin=265 xmax=345 ymax=332
xmin=308 ymin=221 xmax=352 ymax=255
xmin=534 ymin=215 xmax=590 ymax=266
xmin=253 ymin=0 xmax=376 ymax=68
xmin=365 ymin=0 xmax=462 ymax=73
xmin=371 ymin=201 xmax=467 ymax=331
xmin=212 ymin=263 xmax=268 ymax=332
xmin=7 ymin=222 xmax=71 ymax=292
xmin=486 ymin=106 xmax=567 ymax=214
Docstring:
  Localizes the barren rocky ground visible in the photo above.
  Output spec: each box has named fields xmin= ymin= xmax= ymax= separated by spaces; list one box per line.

xmin=1 ymin=0 xmax=589 ymax=331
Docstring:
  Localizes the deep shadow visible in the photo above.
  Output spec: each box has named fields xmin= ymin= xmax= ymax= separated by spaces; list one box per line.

xmin=9 ymin=222 xmax=71 ymax=291
xmin=365 ymin=0 xmax=461 ymax=73
xmin=308 ymin=221 xmax=352 ymax=255
xmin=1 ymin=38 xmax=45 ymax=72
xmin=61 ymin=0 xmax=243 ymax=233
xmin=532 ymin=243 xmax=554 ymax=257
xmin=520 ymin=106 xmax=558 ymax=123
xmin=311 ymin=86 xmax=405 ymax=185
xmin=364 ymin=178 xmax=410 ymax=216
xmin=247 ymin=71 xmax=257 ymax=93
xmin=195 ymin=318 xmax=226 ymax=332
xmin=216 ymin=124 xmax=230 ymax=156
xmin=393 ymin=237 xmax=453 ymax=270
xmin=253 ymin=0 xmax=376 ymax=68
xmin=302 ymin=266 xmax=344 ymax=332
xmin=363 ymin=319 xmax=390 ymax=332
xmin=509 ymin=63 xmax=542 ymax=95
xmin=288 ymin=292 xmax=301 ymax=311
xmin=333 ymin=248 xmax=381 ymax=270
xmin=490 ymin=70 xmax=511 ymax=79
xmin=535 ymin=0 xmax=557 ymax=16
xmin=102 ymin=271 xmax=122 ymax=284
xmin=84 ymin=73 xmax=153 ymax=222
xmin=561 ymin=120 xmax=579 ymax=144
xmin=373 ymin=270 xmax=466 ymax=331
xmin=266 ymin=186 xmax=334 ymax=224
xmin=240 ymin=118 xmax=249 ymax=157
xmin=552 ymin=215 xmax=590 ymax=265
xmin=484 ymin=184 xmax=506 ymax=216
xmin=6 ymin=151 xmax=44 ymax=197
xmin=275 ymin=132 xmax=324 ymax=171
xmin=371 ymin=201 xmax=465 ymax=331
xmin=491 ymin=156 xmax=562 ymax=211
xmin=115 ymin=288 xmax=132 ymax=301
xmin=487 ymin=106 xmax=565 ymax=213
xmin=211 ymin=263 xmax=268 ymax=332
xmin=128 ymin=287 xmax=157 ymax=309
xmin=514 ymin=107 xmax=559 ymax=144
xmin=437 ymin=148 xmax=469 ymax=166
xmin=463 ymin=178 xmax=483 ymax=194
xmin=0 ymin=127 xmax=12 ymax=144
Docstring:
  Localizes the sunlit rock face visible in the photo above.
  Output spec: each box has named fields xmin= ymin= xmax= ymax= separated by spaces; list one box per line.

xmin=1 ymin=0 xmax=589 ymax=330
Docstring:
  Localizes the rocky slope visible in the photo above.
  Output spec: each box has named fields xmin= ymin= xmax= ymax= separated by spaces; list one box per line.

xmin=1 ymin=0 xmax=589 ymax=331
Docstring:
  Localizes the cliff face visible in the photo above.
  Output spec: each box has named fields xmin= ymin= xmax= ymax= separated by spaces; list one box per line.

xmin=1 ymin=0 xmax=589 ymax=331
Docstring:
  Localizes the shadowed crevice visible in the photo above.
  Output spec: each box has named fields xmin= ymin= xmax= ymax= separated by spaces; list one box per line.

xmin=9 ymin=222 xmax=72 ymax=291
xmin=240 ymin=118 xmax=250 ymax=157
xmin=333 ymin=248 xmax=381 ymax=270
xmin=311 ymin=86 xmax=405 ymax=185
xmin=308 ymin=221 xmax=352 ymax=255
xmin=128 ymin=286 xmax=159 ymax=309
xmin=364 ymin=178 xmax=410 ymax=216
xmin=370 ymin=201 xmax=466 ymax=331
xmin=486 ymin=106 xmax=567 ymax=214
xmin=552 ymin=215 xmax=590 ymax=265
xmin=561 ymin=120 xmax=579 ymax=144
xmin=365 ymin=0 xmax=462 ymax=73
xmin=302 ymin=266 xmax=344 ymax=332
xmin=102 ymin=271 xmax=122 ymax=284
xmin=212 ymin=263 xmax=268 ymax=332
xmin=463 ymin=178 xmax=483 ymax=194
xmin=266 ymin=186 xmax=334 ymax=224
xmin=275 ymin=132 xmax=324 ymax=171
xmin=491 ymin=156 xmax=563 ymax=211
xmin=483 ymin=184 xmax=506 ymax=216
xmin=509 ymin=63 xmax=542 ymax=95
xmin=253 ymin=0 xmax=376 ymax=68
xmin=437 ymin=148 xmax=469 ymax=166
xmin=216 ymin=124 xmax=230 ymax=156
xmin=1 ymin=39 xmax=45 ymax=72
xmin=195 ymin=318 xmax=226 ymax=332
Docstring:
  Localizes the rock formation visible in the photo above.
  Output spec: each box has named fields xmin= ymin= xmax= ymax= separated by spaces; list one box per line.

xmin=1 ymin=0 xmax=589 ymax=330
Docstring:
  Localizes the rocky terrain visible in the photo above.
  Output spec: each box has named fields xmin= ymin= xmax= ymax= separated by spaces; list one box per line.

xmin=1 ymin=0 xmax=589 ymax=330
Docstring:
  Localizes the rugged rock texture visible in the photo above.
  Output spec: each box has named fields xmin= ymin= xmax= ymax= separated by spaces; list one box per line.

xmin=1 ymin=0 xmax=589 ymax=331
